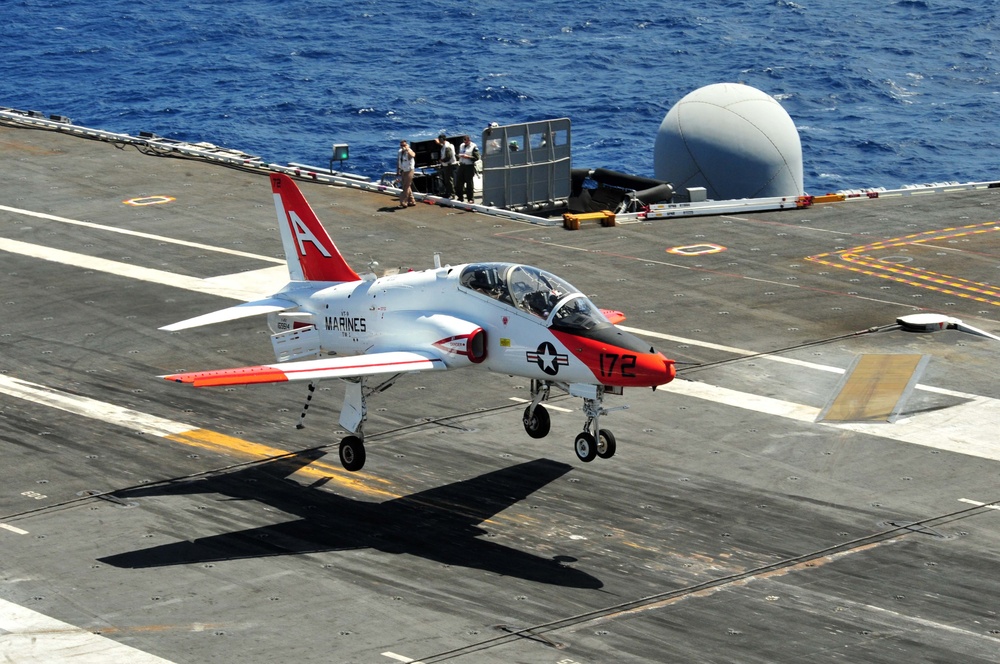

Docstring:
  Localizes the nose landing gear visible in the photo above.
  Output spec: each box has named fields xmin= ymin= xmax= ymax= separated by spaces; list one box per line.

xmin=523 ymin=380 xmax=622 ymax=463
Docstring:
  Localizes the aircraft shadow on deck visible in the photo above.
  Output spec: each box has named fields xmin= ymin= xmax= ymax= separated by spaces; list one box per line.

xmin=98 ymin=453 xmax=602 ymax=589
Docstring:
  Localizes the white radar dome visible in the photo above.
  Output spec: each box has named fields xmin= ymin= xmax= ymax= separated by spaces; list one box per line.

xmin=654 ymin=83 xmax=804 ymax=200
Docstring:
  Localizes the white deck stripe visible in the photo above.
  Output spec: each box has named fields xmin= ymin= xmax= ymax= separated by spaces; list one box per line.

xmin=0 ymin=375 xmax=194 ymax=437
xmin=0 ymin=523 xmax=29 ymax=535
xmin=508 ymin=397 xmax=575 ymax=413
xmin=0 ymin=598 xmax=177 ymax=663
xmin=666 ymin=379 xmax=820 ymax=422
xmin=666 ymin=379 xmax=1000 ymax=461
xmin=620 ymin=324 xmax=985 ymax=401
xmin=0 ymin=203 xmax=282 ymax=263
xmin=381 ymin=652 xmax=425 ymax=664
xmin=0 ymin=238 xmax=268 ymax=301
xmin=958 ymin=498 xmax=1000 ymax=510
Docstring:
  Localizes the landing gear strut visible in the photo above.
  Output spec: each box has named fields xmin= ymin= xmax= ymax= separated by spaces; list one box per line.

xmin=578 ymin=392 xmax=618 ymax=462
xmin=522 ymin=380 xmax=552 ymax=439
xmin=296 ymin=374 xmax=405 ymax=472
xmin=525 ymin=380 xmax=622 ymax=463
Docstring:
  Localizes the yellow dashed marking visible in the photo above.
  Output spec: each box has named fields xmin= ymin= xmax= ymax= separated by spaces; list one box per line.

xmin=805 ymin=221 xmax=1000 ymax=305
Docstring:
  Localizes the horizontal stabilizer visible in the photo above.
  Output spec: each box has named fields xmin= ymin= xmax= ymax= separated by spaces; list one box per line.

xmin=162 ymin=351 xmax=446 ymax=387
xmin=160 ymin=297 xmax=296 ymax=332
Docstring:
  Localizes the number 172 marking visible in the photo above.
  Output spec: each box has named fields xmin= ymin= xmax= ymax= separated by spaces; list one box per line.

xmin=599 ymin=353 xmax=636 ymax=378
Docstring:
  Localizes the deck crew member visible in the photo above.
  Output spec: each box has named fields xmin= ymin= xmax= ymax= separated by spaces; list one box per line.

xmin=456 ymin=135 xmax=479 ymax=203
xmin=436 ymin=133 xmax=457 ymax=198
xmin=397 ymin=139 xmax=416 ymax=208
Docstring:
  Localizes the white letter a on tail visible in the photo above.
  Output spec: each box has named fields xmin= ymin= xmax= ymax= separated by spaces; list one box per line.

xmin=271 ymin=174 xmax=361 ymax=283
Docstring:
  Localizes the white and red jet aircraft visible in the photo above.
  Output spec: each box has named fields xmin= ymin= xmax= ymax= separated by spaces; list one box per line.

xmin=161 ymin=174 xmax=676 ymax=471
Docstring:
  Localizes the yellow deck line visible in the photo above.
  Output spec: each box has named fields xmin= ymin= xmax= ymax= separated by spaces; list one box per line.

xmin=0 ymin=374 xmax=396 ymax=500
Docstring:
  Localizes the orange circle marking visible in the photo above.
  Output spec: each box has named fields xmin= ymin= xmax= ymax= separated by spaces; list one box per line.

xmin=124 ymin=195 xmax=176 ymax=206
xmin=666 ymin=243 xmax=727 ymax=256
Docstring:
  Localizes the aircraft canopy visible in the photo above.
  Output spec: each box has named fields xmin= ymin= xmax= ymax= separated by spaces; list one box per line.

xmin=459 ymin=263 xmax=609 ymax=331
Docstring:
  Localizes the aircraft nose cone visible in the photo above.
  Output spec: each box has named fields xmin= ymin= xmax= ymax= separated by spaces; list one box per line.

xmin=659 ymin=353 xmax=676 ymax=385
xmin=630 ymin=350 xmax=676 ymax=387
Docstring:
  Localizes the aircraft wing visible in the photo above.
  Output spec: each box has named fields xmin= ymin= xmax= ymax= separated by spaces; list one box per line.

xmin=161 ymin=351 xmax=446 ymax=387
xmin=159 ymin=297 xmax=296 ymax=332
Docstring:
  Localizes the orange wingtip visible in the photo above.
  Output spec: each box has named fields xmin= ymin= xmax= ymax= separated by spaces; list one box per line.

xmin=601 ymin=309 xmax=627 ymax=324
xmin=162 ymin=366 xmax=289 ymax=387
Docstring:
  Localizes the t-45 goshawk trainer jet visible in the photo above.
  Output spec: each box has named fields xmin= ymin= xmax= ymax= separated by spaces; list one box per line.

xmin=160 ymin=174 xmax=675 ymax=472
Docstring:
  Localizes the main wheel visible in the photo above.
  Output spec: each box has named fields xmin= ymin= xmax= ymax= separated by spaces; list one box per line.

xmin=574 ymin=432 xmax=597 ymax=463
xmin=523 ymin=404 xmax=551 ymax=439
xmin=339 ymin=435 xmax=366 ymax=472
xmin=596 ymin=429 xmax=617 ymax=459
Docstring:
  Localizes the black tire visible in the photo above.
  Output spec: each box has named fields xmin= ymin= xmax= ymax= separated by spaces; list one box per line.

xmin=596 ymin=429 xmax=617 ymax=459
xmin=339 ymin=436 xmax=366 ymax=472
xmin=523 ymin=404 xmax=551 ymax=439
xmin=574 ymin=432 xmax=597 ymax=463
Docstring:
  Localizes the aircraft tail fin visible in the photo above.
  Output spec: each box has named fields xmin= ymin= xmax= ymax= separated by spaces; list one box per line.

xmin=270 ymin=173 xmax=361 ymax=283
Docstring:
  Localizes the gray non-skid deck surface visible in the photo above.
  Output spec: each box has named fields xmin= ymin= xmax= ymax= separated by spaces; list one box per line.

xmin=2 ymin=125 xmax=999 ymax=663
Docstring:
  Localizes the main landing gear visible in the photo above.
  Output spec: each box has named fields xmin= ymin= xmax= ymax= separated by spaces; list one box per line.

xmin=338 ymin=435 xmax=366 ymax=472
xmin=298 ymin=374 xmax=403 ymax=473
xmin=522 ymin=380 xmax=621 ymax=463
xmin=302 ymin=375 xmax=622 ymax=472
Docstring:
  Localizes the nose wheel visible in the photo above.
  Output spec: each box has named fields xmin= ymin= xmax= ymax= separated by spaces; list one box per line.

xmin=573 ymin=428 xmax=616 ymax=463
xmin=574 ymin=432 xmax=597 ymax=462
xmin=596 ymin=428 xmax=616 ymax=459
xmin=573 ymin=392 xmax=619 ymax=463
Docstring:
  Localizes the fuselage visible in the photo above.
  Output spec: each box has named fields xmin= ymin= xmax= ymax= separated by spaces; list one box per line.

xmin=270 ymin=262 xmax=675 ymax=388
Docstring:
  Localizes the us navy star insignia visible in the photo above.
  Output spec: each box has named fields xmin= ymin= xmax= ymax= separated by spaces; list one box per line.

xmin=526 ymin=341 xmax=569 ymax=376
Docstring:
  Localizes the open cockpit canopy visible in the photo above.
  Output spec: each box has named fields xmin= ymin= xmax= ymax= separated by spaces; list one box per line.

xmin=459 ymin=262 xmax=609 ymax=331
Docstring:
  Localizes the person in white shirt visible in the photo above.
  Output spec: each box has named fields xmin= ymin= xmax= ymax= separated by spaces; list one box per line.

xmin=435 ymin=133 xmax=457 ymax=199
xmin=397 ymin=139 xmax=416 ymax=208
xmin=455 ymin=135 xmax=479 ymax=203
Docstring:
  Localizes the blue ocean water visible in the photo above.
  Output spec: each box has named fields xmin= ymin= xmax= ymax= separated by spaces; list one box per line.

xmin=3 ymin=0 xmax=998 ymax=193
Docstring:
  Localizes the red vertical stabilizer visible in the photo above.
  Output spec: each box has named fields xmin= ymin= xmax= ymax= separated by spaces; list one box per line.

xmin=270 ymin=173 xmax=361 ymax=282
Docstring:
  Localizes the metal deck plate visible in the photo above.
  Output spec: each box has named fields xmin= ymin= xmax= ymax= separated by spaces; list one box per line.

xmin=819 ymin=354 xmax=928 ymax=422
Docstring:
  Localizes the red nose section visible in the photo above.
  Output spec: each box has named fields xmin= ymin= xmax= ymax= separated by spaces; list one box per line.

xmin=630 ymin=351 xmax=676 ymax=387
xmin=551 ymin=329 xmax=676 ymax=388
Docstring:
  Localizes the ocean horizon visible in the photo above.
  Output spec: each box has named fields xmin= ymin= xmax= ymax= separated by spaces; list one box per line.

xmin=3 ymin=0 xmax=998 ymax=193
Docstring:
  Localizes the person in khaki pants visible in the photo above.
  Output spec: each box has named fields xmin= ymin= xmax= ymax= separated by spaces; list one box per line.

xmin=397 ymin=139 xmax=416 ymax=208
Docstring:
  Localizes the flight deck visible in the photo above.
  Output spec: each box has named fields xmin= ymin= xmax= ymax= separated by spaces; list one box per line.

xmin=2 ymin=124 xmax=999 ymax=663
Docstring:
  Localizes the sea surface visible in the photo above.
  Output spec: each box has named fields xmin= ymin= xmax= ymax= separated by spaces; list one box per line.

xmin=3 ymin=0 xmax=998 ymax=193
